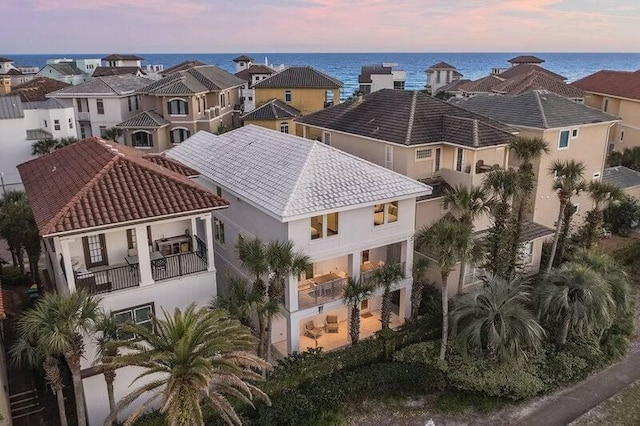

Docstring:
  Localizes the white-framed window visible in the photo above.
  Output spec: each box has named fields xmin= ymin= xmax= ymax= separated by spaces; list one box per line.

xmin=464 ymin=264 xmax=485 ymax=286
xmin=76 ymin=98 xmax=83 ymax=113
xmin=219 ymin=93 xmax=225 ymax=108
xmin=385 ymin=146 xmax=394 ymax=169
xmin=114 ymin=303 xmax=154 ymax=341
xmin=284 ymin=90 xmax=292 ymax=102
xmin=373 ymin=201 xmax=398 ymax=226
xmin=214 ymin=217 xmax=225 ymax=245
xmin=167 ymin=99 xmax=188 ymax=115
xmin=96 ymin=98 xmax=105 ymax=115
xmin=310 ymin=212 xmax=339 ymax=240
xmin=558 ymin=130 xmax=570 ymax=149
xmin=131 ymin=131 xmax=153 ymax=148
xmin=227 ymin=91 xmax=231 ymax=107
xmin=99 ymin=126 xmax=107 ymax=137
xmin=54 ymin=119 xmax=60 ymax=131
xmin=280 ymin=122 xmax=289 ymax=134
xmin=603 ymin=98 xmax=609 ymax=112
xmin=322 ymin=132 xmax=331 ymax=145
xmin=415 ymin=148 xmax=432 ymax=160
xmin=455 ymin=148 xmax=465 ymax=172
xmin=571 ymin=128 xmax=579 ymax=138
xmin=519 ymin=241 xmax=534 ymax=265
xmin=170 ymin=128 xmax=190 ymax=144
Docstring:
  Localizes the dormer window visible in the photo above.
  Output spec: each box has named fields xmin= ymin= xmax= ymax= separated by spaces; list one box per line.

xmin=285 ymin=90 xmax=292 ymax=102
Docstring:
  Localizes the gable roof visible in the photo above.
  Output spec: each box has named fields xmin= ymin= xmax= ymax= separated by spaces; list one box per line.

xmin=498 ymin=63 xmax=566 ymax=81
xmin=359 ymin=65 xmax=393 ymax=83
xmin=18 ymin=138 xmax=228 ymax=236
xmin=572 ymin=70 xmax=640 ymax=101
xmin=161 ymin=60 xmax=206 ymax=77
xmin=508 ymin=55 xmax=545 ymax=64
xmin=141 ymin=65 xmax=245 ymax=95
xmin=233 ymin=55 xmax=255 ymax=62
xmin=167 ymin=125 xmax=431 ymax=221
xmin=459 ymin=75 xmax=505 ymax=93
xmin=492 ymin=70 xmax=585 ymax=98
xmin=242 ymin=99 xmax=300 ymax=121
xmin=253 ymin=66 xmax=343 ymax=89
xmin=453 ymin=90 xmax=618 ymax=129
xmin=48 ymin=75 xmax=153 ymax=97
xmin=235 ymin=64 xmax=275 ymax=82
xmin=297 ymin=89 xmax=517 ymax=147
xmin=602 ymin=166 xmax=640 ymax=189
xmin=11 ymin=77 xmax=70 ymax=102
xmin=436 ymin=79 xmax=472 ymax=94
xmin=0 ymin=95 xmax=24 ymax=119
xmin=102 ymin=54 xmax=143 ymax=61
xmin=45 ymin=63 xmax=85 ymax=76
xmin=474 ymin=219 xmax=553 ymax=243
xmin=426 ymin=61 xmax=456 ymax=71
xmin=92 ymin=66 xmax=144 ymax=77
xmin=117 ymin=110 xmax=170 ymax=128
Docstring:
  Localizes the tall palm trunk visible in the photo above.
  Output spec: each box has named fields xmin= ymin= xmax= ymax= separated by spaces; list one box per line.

xmin=555 ymin=204 xmax=575 ymax=267
xmin=265 ymin=315 xmax=273 ymax=362
xmin=43 ymin=356 xmax=68 ymax=426
xmin=102 ymin=357 xmax=116 ymax=420
xmin=439 ymin=271 xmax=450 ymax=361
xmin=507 ymin=198 xmax=526 ymax=279
xmin=349 ymin=305 xmax=361 ymax=344
xmin=64 ymin=341 xmax=87 ymax=426
xmin=457 ymin=258 xmax=467 ymax=294
xmin=256 ymin=313 xmax=265 ymax=357
xmin=410 ymin=281 xmax=424 ymax=320
xmin=380 ymin=285 xmax=391 ymax=330
xmin=547 ymin=200 xmax=567 ymax=272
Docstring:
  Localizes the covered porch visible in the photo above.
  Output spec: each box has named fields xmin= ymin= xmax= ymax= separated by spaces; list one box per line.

xmin=440 ymin=144 xmax=509 ymax=188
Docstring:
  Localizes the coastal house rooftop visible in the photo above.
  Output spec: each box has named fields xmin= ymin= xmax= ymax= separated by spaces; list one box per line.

xmin=572 ymin=69 xmax=640 ymax=101
xmin=241 ymin=98 xmax=300 ymax=121
xmin=10 ymin=77 xmax=70 ymax=102
xmin=140 ymin=65 xmax=245 ymax=95
xmin=47 ymin=74 xmax=153 ymax=97
xmin=253 ymin=66 xmax=343 ymax=89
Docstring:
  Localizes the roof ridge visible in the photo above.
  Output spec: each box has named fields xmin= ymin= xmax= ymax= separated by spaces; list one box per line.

xmin=97 ymin=77 xmax=119 ymax=94
xmin=280 ymin=139 xmax=317 ymax=218
xmin=473 ymin=119 xmax=479 ymax=147
xmin=404 ymin=91 xmax=418 ymax=144
xmin=533 ymin=91 xmax=549 ymax=128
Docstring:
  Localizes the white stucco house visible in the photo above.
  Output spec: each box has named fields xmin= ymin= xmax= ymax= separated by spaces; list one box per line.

xmin=167 ymin=125 xmax=432 ymax=355
xmin=18 ymin=138 xmax=228 ymax=425
xmin=47 ymin=74 xmax=153 ymax=140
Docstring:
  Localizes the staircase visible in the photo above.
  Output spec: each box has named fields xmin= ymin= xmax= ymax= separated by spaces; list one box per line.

xmin=10 ymin=389 xmax=44 ymax=423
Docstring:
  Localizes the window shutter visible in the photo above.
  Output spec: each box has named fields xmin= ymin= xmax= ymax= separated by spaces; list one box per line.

xmin=169 ymin=130 xmax=174 ymax=144
xmin=167 ymin=101 xmax=172 ymax=114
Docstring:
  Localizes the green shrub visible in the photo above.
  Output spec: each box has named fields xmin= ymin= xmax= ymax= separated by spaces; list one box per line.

xmin=539 ymin=350 xmax=588 ymax=388
xmin=417 ymin=284 xmax=443 ymax=330
xmin=434 ymin=391 xmax=506 ymax=415
xmin=0 ymin=266 xmax=29 ymax=287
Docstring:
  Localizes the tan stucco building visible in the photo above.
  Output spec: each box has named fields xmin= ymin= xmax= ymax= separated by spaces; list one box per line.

xmin=241 ymin=98 xmax=299 ymax=134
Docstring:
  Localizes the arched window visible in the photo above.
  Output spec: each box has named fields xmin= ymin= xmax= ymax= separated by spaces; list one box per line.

xmin=280 ymin=122 xmax=289 ymax=134
xmin=170 ymin=128 xmax=191 ymax=144
xmin=167 ymin=98 xmax=189 ymax=115
xmin=131 ymin=131 xmax=153 ymax=148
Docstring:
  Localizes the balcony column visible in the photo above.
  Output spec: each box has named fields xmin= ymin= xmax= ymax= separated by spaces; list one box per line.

xmin=470 ymin=150 xmax=477 ymax=175
xmin=190 ymin=217 xmax=198 ymax=251
xmin=60 ymin=238 xmax=76 ymax=294
xmin=285 ymin=275 xmax=298 ymax=312
xmin=202 ymin=214 xmax=215 ymax=272
xmin=401 ymin=239 xmax=414 ymax=280
xmin=350 ymin=251 xmax=361 ymax=282
xmin=287 ymin=314 xmax=300 ymax=354
xmin=504 ymin=146 xmax=510 ymax=169
xmin=135 ymin=224 xmax=154 ymax=286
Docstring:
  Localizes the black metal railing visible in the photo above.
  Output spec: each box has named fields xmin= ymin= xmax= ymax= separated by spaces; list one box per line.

xmin=75 ymin=264 xmax=140 ymax=295
xmin=298 ymin=277 xmax=348 ymax=309
xmin=152 ymin=251 xmax=208 ymax=282
xmin=195 ymin=235 xmax=207 ymax=262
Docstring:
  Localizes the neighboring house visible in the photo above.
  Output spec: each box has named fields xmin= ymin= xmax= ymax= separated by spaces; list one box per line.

xmin=46 ymin=58 xmax=101 ymax=76
xmin=0 ymin=76 xmax=10 ymax=95
xmin=235 ymin=62 xmax=276 ymax=113
xmin=507 ymin=55 xmax=546 ymax=66
xmin=602 ymin=165 xmax=640 ymax=200
xmin=425 ymin=62 xmax=462 ymax=94
xmin=0 ymin=57 xmax=36 ymax=86
xmin=241 ymin=98 xmax=300 ymax=133
xmin=454 ymin=90 xmax=619 ymax=229
xmin=572 ymin=69 xmax=640 ymax=150
xmin=116 ymin=65 xmax=245 ymax=152
xmin=36 ymin=62 xmax=89 ymax=85
xmin=296 ymin=89 xmax=554 ymax=294
xmin=102 ymin=54 xmax=143 ymax=68
xmin=358 ymin=63 xmax=406 ymax=94
xmin=48 ymin=74 xmax=153 ymax=139
xmin=457 ymin=75 xmax=504 ymax=97
xmin=0 ymin=95 xmax=76 ymax=190
xmin=435 ymin=78 xmax=471 ymax=97
xmin=491 ymin=70 xmax=584 ymax=101
xmin=167 ymin=125 xmax=431 ymax=354
xmin=160 ymin=60 xmax=206 ymax=77
xmin=92 ymin=66 xmax=145 ymax=77
xmin=18 ymin=138 xmax=228 ymax=425
xmin=253 ymin=66 xmax=343 ymax=116
xmin=11 ymin=77 xmax=70 ymax=102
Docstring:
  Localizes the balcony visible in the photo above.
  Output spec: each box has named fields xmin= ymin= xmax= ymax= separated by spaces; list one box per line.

xmin=360 ymin=260 xmax=406 ymax=285
xmin=298 ymin=272 xmax=348 ymax=309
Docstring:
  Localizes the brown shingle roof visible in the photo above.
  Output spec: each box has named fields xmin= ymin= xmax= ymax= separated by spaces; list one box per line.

xmin=572 ymin=69 xmax=640 ymax=101
xmin=498 ymin=64 xmax=566 ymax=81
xmin=235 ymin=64 xmax=275 ymax=82
xmin=426 ymin=61 xmax=457 ymax=71
xmin=161 ymin=60 xmax=206 ymax=77
xmin=492 ymin=70 xmax=585 ymax=98
xmin=102 ymin=54 xmax=143 ymax=61
xmin=242 ymin=99 xmax=300 ymax=121
xmin=92 ymin=66 xmax=144 ymax=77
xmin=11 ymin=77 xmax=70 ymax=102
xmin=253 ymin=66 xmax=343 ymax=89
xmin=18 ymin=138 xmax=228 ymax=236
xmin=233 ymin=55 xmax=255 ymax=62
xmin=459 ymin=75 xmax=505 ymax=93
xmin=508 ymin=55 xmax=545 ymax=64
xmin=436 ymin=79 xmax=472 ymax=94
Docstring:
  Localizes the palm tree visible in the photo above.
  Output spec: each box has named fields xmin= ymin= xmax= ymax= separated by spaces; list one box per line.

xmin=547 ymin=160 xmax=586 ymax=271
xmin=31 ymin=138 xmax=58 ymax=156
xmin=483 ymin=168 xmax=521 ymax=277
xmin=508 ymin=137 xmax=549 ymax=277
xmin=410 ymin=256 xmax=430 ymax=319
xmin=102 ymin=127 xmax=123 ymax=142
xmin=93 ymin=311 xmax=120 ymax=419
xmin=415 ymin=216 xmax=474 ymax=360
xmin=343 ymin=277 xmax=376 ymax=344
xmin=106 ymin=305 xmax=270 ymax=426
xmin=450 ymin=276 xmax=545 ymax=363
xmin=17 ymin=290 xmax=99 ymax=426
xmin=212 ymin=275 xmax=261 ymax=328
xmin=11 ymin=338 xmax=68 ymax=426
xmin=372 ymin=261 xmax=405 ymax=330
xmin=536 ymin=262 xmax=615 ymax=346
xmin=581 ymin=181 xmax=624 ymax=248
xmin=442 ymin=185 xmax=490 ymax=292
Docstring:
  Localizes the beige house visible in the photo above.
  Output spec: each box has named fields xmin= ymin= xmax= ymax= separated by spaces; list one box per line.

xmin=572 ymin=70 xmax=640 ymax=151
xmin=117 ymin=65 xmax=245 ymax=153
xmin=297 ymin=89 xmax=554 ymax=296
xmin=241 ymin=99 xmax=299 ymax=133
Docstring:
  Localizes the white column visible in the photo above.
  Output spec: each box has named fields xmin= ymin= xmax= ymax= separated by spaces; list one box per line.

xmin=350 ymin=251 xmax=361 ymax=282
xmin=285 ymin=274 xmax=298 ymax=312
xmin=135 ymin=224 xmax=154 ymax=286
xmin=302 ymin=125 xmax=307 ymax=139
xmin=203 ymin=214 xmax=215 ymax=272
xmin=401 ymin=239 xmax=413 ymax=279
xmin=190 ymin=217 xmax=198 ymax=250
xmin=60 ymin=238 xmax=76 ymax=293
xmin=504 ymin=146 xmax=510 ymax=169
xmin=287 ymin=313 xmax=300 ymax=354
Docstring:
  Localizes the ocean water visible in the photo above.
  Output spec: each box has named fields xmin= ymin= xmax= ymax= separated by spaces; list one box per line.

xmin=8 ymin=52 xmax=640 ymax=97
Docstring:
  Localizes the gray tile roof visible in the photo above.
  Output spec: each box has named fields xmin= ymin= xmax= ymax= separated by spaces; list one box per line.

xmin=48 ymin=75 xmax=153 ymax=97
xmin=92 ymin=66 xmax=144 ymax=77
xmin=426 ymin=62 xmax=457 ymax=71
xmin=602 ymin=166 xmax=640 ymax=189
xmin=242 ymin=99 xmax=300 ymax=121
xmin=474 ymin=220 xmax=553 ymax=243
xmin=0 ymin=95 xmax=24 ymax=119
xmin=253 ymin=66 xmax=343 ymax=89
xmin=498 ymin=64 xmax=566 ymax=81
xmin=358 ymin=65 xmax=393 ymax=83
xmin=161 ymin=60 xmax=206 ymax=77
xmin=102 ymin=54 xmax=143 ymax=61
xmin=235 ymin=64 xmax=275 ymax=82
xmin=22 ymin=99 xmax=66 ymax=110
xmin=167 ymin=125 xmax=432 ymax=221
xmin=233 ymin=55 xmax=255 ymax=62
xmin=0 ymin=58 xmax=12 ymax=63
xmin=297 ymin=89 xmax=517 ymax=147
xmin=436 ymin=79 xmax=471 ymax=94
xmin=117 ymin=111 xmax=169 ymax=128
xmin=452 ymin=91 xmax=618 ymax=129
xmin=508 ymin=55 xmax=545 ymax=64
xmin=141 ymin=65 xmax=245 ymax=95
xmin=47 ymin=63 xmax=85 ymax=76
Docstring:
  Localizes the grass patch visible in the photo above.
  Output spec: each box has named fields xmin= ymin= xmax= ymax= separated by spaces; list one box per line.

xmin=573 ymin=379 xmax=640 ymax=425
xmin=434 ymin=391 xmax=508 ymax=415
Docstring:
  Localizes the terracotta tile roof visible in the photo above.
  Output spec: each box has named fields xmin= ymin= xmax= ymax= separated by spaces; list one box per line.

xmin=235 ymin=64 xmax=275 ymax=82
xmin=253 ymin=66 xmax=343 ymax=89
xmin=117 ymin=110 xmax=169 ymax=128
xmin=572 ymin=69 xmax=640 ymax=101
xmin=18 ymin=138 xmax=228 ymax=236
xmin=242 ymin=99 xmax=300 ymax=121
xmin=508 ymin=55 xmax=545 ymax=64
xmin=161 ymin=60 xmax=206 ymax=77
xmin=142 ymin=154 xmax=199 ymax=177
xmin=233 ymin=55 xmax=255 ymax=62
xmin=436 ymin=79 xmax=471 ymax=94
xmin=92 ymin=66 xmax=144 ymax=77
xmin=102 ymin=54 xmax=143 ymax=61
xmin=459 ymin=75 xmax=505 ymax=93
xmin=11 ymin=77 xmax=71 ymax=102
xmin=498 ymin=64 xmax=566 ymax=81
xmin=492 ymin=70 xmax=585 ymax=98
xmin=426 ymin=61 xmax=457 ymax=71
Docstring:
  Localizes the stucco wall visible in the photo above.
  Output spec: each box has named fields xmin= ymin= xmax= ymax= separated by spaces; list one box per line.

xmin=255 ymin=88 xmax=340 ymax=115
xmin=0 ymin=117 xmax=30 ymax=187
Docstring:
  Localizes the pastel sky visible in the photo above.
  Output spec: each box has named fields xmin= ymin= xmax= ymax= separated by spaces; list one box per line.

xmin=3 ymin=0 xmax=640 ymax=53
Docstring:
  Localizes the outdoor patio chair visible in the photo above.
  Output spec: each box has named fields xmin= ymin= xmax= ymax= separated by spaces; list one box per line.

xmin=304 ymin=320 xmax=323 ymax=340
xmin=325 ymin=315 xmax=339 ymax=333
